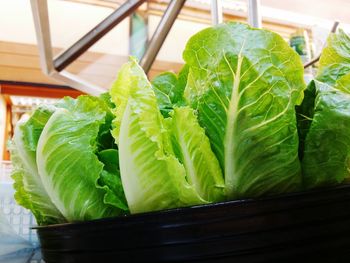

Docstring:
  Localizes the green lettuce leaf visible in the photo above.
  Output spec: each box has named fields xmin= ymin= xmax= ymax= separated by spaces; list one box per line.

xmin=36 ymin=96 xmax=127 ymax=221
xmin=151 ymin=65 xmax=189 ymax=117
xmin=168 ymin=106 xmax=225 ymax=202
xmin=110 ymin=59 xmax=145 ymax=144
xmin=317 ymin=29 xmax=350 ymax=85
xmin=110 ymin=58 xmax=205 ymax=213
xmin=11 ymin=105 xmax=66 ymax=225
xmin=57 ymin=96 xmax=126 ymax=210
xmin=298 ymin=29 xmax=350 ymax=188
xmin=183 ymin=22 xmax=305 ymax=198
xmin=98 ymin=149 xmax=128 ymax=211
xmin=296 ymin=81 xmax=316 ymax=160
xmin=177 ymin=64 xmax=190 ymax=93
xmin=336 ymin=73 xmax=350 ymax=93
xmin=151 ymin=72 xmax=179 ymax=117
xmin=99 ymin=92 xmax=116 ymax=109
xmin=301 ymin=80 xmax=350 ymax=188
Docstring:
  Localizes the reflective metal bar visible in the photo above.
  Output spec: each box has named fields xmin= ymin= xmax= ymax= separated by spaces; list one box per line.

xmin=51 ymin=71 xmax=105 ymax=96
xmin=31 ymin=0 xmax=106 ymax=95
xmin=211 ymin=0 xmax=223 ymax=25
xmin=140 ymin=0 xmax=186 ymax=74
xmin=248 ymin=0 xmax=262 ymax=28
xmin=31 ymin=0 xmax=54 ymax=75
xmin=54 ymin=0 xmax=147 ymax=72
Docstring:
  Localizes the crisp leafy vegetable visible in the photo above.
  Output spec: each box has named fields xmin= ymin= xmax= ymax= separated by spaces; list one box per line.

xmin=110 ymin=58 xmax=207 ymax=213
xmin=12 ymin=22 xmax=350 ymax=225
xmin=151 ymin=65 xmax=189 ymax=117
xmin=11 ymin=96 xmax=128 ymax=225
xmin=151 ymin=72 xmax=179 ymax=117
xmin=301 ymin=81 xmax=350 ymax=188
xmin=337 ymin=73 xmax=350 ymax=93
xmin=11 ymin=105 xmax=65 ymax=225
xmin=98 ymin=149 xmax=128 ymax=211
xmin=298 ymin=29 xmax=350 ymax=189
xmin=296 ymin=82 xmax=316 ymax=160
xmin=183 ymin=22 xmax=306 ymax=198
xmin=317 ymin=29 xmax=350 ymax=85
xmin=168 ymin=106 xmax=225 ymax=202
xmin=36 ymin=96 xmax=127 ymax=221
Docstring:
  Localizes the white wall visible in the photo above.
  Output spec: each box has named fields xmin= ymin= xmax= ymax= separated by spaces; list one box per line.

xmin=1 ymin=0 xmax=348 ymax=64
xmin=0 ymin=0 xmax=130 ymax=56
xmin=148 ymin=16 xmax=208 ymax=63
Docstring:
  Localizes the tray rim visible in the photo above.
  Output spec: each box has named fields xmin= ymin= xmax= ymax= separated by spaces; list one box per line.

xmin=33 ymin=183 xmax=350 ymax=230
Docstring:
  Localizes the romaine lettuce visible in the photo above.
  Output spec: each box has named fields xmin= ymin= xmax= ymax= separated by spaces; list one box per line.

xmin=11 ymin=95 xmax=128 ymax=224
xmin=111 ymin=58 xmax=207 ymax=212
xmin=168 ymin=106 xmax=225 ymax=202
xmin=151 ymin=65 xmax=189 ymax=117
xmin=301 ymin=81 xmax=350 ymax=188
xmin=36 ymin=96 xmax=127 ymax=221
xmin=11 ymin=105 xmax=65 ymax=225
xmin=13 ymin=23 xmax=350 ymax=225
xmin=183 ymin=22 xmax=306 ymax=198
xmin=298 ymin=29 xmax=350 ymax=188
xmin=317 ymin=29 xmax=350 ymax=86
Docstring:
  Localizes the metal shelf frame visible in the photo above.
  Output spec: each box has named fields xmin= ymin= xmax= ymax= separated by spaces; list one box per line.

xmin=31 ymin=0 xmax=261 ymax=95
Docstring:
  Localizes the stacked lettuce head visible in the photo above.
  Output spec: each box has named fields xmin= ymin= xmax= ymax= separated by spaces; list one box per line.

xmin=109 ymin=22 xmax=306 ymax=213
xmin=12 ymin=22 xmax=350 ymax=225
xmin=297 ymin=29 xmax=350 ymax=188
xmin=11 ymin=95 xmax=128 ymax=225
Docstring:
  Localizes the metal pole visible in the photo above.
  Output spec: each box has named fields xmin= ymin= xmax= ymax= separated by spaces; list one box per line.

xmin=54 ymin=0 xmax=147 ymax=72
xmin=140 ymin=0 xmax=186 ymax=74
xmin=31 ymin=0 xmax=106 ymax=95
xmin=247 ymin=0 xmax=262 ymax=28
xmin=211 ymin=0 xmax=223 ymax=25
xmin=51 ymin=71 xmax=105 ymax=96
xmin=31 ymin=0 xmax=54 ymax=75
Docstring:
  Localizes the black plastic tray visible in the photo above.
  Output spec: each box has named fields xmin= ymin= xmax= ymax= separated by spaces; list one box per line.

xmin=35 ymin=184 xmax=350 ymax=262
